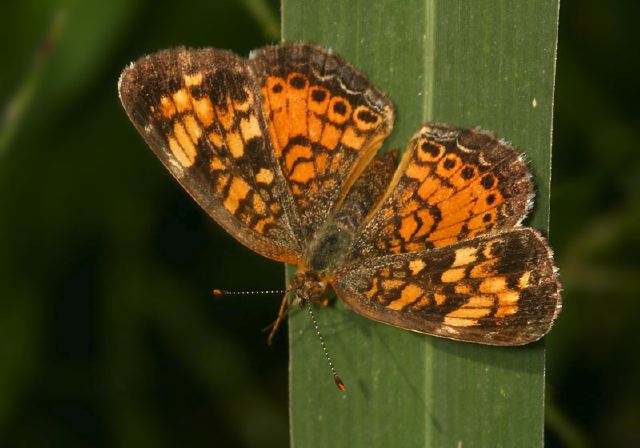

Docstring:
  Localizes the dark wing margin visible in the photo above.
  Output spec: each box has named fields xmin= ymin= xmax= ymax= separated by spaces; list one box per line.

xmin=118 ymin=47 xmax=302 ymax=263
xmin=332 ymin=228 xmax=561 ymax=345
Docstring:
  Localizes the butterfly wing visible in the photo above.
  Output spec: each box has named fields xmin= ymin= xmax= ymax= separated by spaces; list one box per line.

xmin=332 ymin=228 xmax=561 ymax=345
xmin=348 ymin=123 xmax=533 ymax=261
xmin=118 ymin=47 xmax=302 ymax=263
xmin=249 ymin=44 xmax=395 ymax=244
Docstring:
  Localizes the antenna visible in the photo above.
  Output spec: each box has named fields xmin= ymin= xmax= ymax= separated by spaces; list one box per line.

xmin=212 ymin=288 xmax=287 ymax=297
xmin=305 ymin=301 xmax=346 ymax=392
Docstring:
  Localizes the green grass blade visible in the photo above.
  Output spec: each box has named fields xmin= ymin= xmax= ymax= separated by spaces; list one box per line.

xmin=284 ymin=1 xmax=559 ymax=446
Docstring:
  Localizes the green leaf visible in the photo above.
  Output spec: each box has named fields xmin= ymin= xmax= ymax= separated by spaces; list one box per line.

xmin=284 ymin=1 xmax=558 ymax=447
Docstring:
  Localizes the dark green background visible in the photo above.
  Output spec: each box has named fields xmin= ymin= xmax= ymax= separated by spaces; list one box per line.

xmin=1 ymin=0 xmax=637 ymax=446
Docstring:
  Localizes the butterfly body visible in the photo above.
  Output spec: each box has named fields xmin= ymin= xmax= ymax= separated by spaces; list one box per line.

xmin=119 ymin=43 xmax=560 ymax=346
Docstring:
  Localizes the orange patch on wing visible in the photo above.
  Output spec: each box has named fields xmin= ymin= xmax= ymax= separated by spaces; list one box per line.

xmin=414 ymin=209 xmax=435 ymax=238
xmin=240 ymin=115 xmax=262 ymax=141
xmin=160 ymin=96 xmax=176 ymax=118
xmin=316 ymin=153 xmax=328 ymax=175
xmin=208 ymin=131 xmax=223 ymax=148
xmin=399 ymin=215 xmax=418 ymax=242
xmin=254 ymin=216 xmax=275 ymax=233
xmin=168 ymin=136 xmax=195 ymax=167
xmin=285 ymin=144 xmax=313 ymax=172
xmin=286 ymin=73 xmax=309 ymax=138
xmin=495 ymin=305 xmax=518 ymax=318
xmin=184 ymin=72 xmax=203 ymax=86
xmin=183 ymin=114 xmax=202 ymax=143
xmin=417 ymin=176 xmax=442 ymax=200
xmin=409 ymin=259 xmax=426 ymax=275
xmin=193 ymin=97 xmax=214 ymax=127
xmin=223 ymin=177 xmax=251 ymax=214
xmin=441 ymin=267 xmax=465 ymax=283
xmin=173 ymin=122 xmax=197 ymax=162
xmin=382 ymin=279 xmax=404 ymax=290
xmin=289 ymin=161 xmax=315 ymax=184
xmin=434 ymin=292 xmax=447 ymax=305
xmin=320 ymin=124 xmax=342 ymax=150
xmin=470 ymin=259 xmax=498 ymax=278
xmin=252 ymin=193 xmax=266 ymax=214
xmin=172 ymin=88 xmax=192 ymax=112
xmin=446 ymin=307 xmax=491 ymax=319
xmin=308 ymin=114 xmax=324 ymax=142
xmin=479 ymin=276 xmax=508 ymax=294
xmin=387 ymin=284 xmax=424 ymax=310
xmin=225 ymin=131 xmax=244 ymax=158
xmin=405 ymin=162 xmax=430 ymax=182
xmin=215 ymin=98 xmax=235 ymax=131
xmin=256 ymin=168 xmax=274 ymax=184
xmin=233 ymin=89 xmax=254 ymax=112
xmin=340 ymin=126 xmax=365 ymax=150
xmin=209 ymin=156 xmax=225 ymax=171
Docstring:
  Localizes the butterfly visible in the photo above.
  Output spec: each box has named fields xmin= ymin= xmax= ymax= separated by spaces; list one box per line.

xmin=118 ymin=43 xmax=561 ymax=355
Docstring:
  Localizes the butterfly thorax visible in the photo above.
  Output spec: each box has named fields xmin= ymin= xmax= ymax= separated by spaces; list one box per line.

xmin=306 ymin=222 xmax=353 ymax=273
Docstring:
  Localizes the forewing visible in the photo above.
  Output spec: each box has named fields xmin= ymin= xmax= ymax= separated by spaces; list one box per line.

xmin=250 ymin=44 xmax=395 ymax=243
xmin=332 ymin=229 xmax=561 ymax=345
xmin=119 ymin=48 xmax=302 ymax=263
xmin=349 ymin=123 xmax=532 ymax=260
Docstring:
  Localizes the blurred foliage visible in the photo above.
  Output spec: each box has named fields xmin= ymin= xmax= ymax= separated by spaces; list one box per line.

xmin=0 ymin=0 xmax=637 ymax=446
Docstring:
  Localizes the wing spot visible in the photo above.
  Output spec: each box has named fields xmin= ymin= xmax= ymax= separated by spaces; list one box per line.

xmin=320 ymin=123 xmax=342 ymax=150
xmin=208 ymin=131 xmax=223 ymax=148
xmin=184 ymin=72 xmax=203 ymax=87
xmin=256 ymin=168 xmax=274 ymax=184
xmin=288 ymin=73 xmax=308 ymax=89
xmin=444 ymin=317 xmax=479 ymax=327
xmin=160 ymin=96 xmax=177 ymax=118
xmin=183 ymin=114 xmax=202 ymax=143
xmin=172 ymin=89 xmax=192 ymax=112
xmin=173 ymin=122 xmax=197 ymax=163
xmin=405 ymin=162 xmax=430 ymax=182
xmin=209 ymin=156 xmax=225 ymax=171
xmin=387 ymin=284 xmax=424 ymax=310
xmin=434 ymin=292 xmax=446 ymax=305
xmin=519 ymin=271 xmax=531 ymax=289
xmin=479 ymin=276 xmax=507 ymax=294
xmin=453 ymin=247 xmax=478 ymax=267
xmin=223 ymin=177 xmax=251 ymax=214
xmin=409 ymin=259 xmax=426 ymax=275
xmin=382 ymin=279 xmax=404 ymax=290
xmin=354 ymin=106 xmax=381 ymax=131
xmin=240 ymin=114 xmax=262 ymax=141
xmin=441 ymin=267 xmax=466 ymax=283
xmin=340 ymin=126 xmax=365 ymax=150
xmin=327 ymin=96 xmax=351 ymax=124
xmin=233 ymin=89 xmax=254 ymax=112
xmin=285 ymin=144 xmax=313 ymax=171
xmin=193 ymin=97 xmax=214 ymax=127
xmin=481 ymin=173 xmax=497 ymax=189
xmin=290 ymin=161 xmax=315 ymax=184
xmin=167 ymin=136 xmax=195 ymax=167
xmin=399 ymin=215 xmax=418 ymax=242
xmin=446 ymin=307 xmax=491 ymax=319
xmin=417 ymin=139 xmax=445 ymax=162
xmin=252 ymin=193 xmax=266 ymax=214
xmin=226 ymin=131 xmax=244 ymax=158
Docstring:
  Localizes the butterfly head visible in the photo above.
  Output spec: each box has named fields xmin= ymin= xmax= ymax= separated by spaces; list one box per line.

xmin=293 ymin=269 xmax=328 ymax=304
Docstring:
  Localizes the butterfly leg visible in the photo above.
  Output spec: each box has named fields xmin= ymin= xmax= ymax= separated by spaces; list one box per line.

xmin=266 ymin=288 xmax=296 ymax=345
